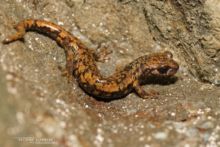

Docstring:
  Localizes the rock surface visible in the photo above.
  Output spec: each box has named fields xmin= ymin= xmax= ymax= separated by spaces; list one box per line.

xmin=0 ymin=0 xmax=220 ymax=146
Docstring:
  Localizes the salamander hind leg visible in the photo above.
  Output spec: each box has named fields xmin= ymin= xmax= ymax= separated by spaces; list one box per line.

xmin=2 ymin=21 xmax=27 ymax=44
xmin=133 ymin=81 xmax=159 ymax=99
xmin=60 ymin=47 xmax=75 ymax=83
xmin=92 ymin=46 xmax=112 ymax=62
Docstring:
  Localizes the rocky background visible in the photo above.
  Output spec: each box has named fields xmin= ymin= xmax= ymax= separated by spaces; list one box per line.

xmin=0 ymin=0 xmax=220 ymax=146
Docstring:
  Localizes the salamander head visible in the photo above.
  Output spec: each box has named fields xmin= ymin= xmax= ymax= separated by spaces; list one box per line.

xmin=145 ymin=51 xmax=179 ymax=77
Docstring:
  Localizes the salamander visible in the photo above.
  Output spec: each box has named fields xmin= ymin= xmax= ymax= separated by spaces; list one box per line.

xmin=2 ymin=19 xmax=179 ymax=99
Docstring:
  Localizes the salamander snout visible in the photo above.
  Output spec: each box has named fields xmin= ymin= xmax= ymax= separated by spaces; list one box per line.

xmin=149 ymin=51 xmax=179 ymax=77
xmin=150 ymin=59 xmax=179 ymax=77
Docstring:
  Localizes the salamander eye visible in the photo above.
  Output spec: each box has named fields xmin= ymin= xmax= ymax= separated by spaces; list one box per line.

xmin=158 ymin=66 xmax=170 ymax=74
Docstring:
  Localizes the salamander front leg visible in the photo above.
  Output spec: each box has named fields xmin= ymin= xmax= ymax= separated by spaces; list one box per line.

xmin=133 ymin=81 xmax=159 ymax=99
